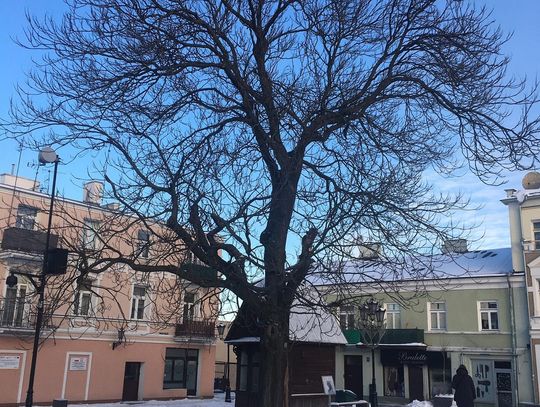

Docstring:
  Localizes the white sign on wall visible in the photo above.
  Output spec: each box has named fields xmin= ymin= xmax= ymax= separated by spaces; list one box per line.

xmin=69 ymin=356 xmax=88 ymax=371
xmin=0 ymin=355 xmax=21 ymax=369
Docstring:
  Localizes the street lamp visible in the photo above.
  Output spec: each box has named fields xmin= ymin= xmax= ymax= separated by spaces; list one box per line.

xmin=25 ymin=147 xmax=60 ymax=407
xmin=217 ymin=322 xmax=232 ymax=403
xmin=358 ymin=298 xmax=386 ymax=407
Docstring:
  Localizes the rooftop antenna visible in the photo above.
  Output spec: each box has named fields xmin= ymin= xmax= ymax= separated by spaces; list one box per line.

xmin=7 ymin=142 xmax=24 ymax=227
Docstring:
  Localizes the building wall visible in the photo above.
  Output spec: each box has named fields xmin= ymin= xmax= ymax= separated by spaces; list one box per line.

xmin=327 ymin=273 xmax=533 ymax=405
xmin=0 ymin=176 xmax=219 ymax=404
xmin=0 ymin=336 xmax=216 ymax=405
xmin=503 ymin=187 xmax=540 ymax=403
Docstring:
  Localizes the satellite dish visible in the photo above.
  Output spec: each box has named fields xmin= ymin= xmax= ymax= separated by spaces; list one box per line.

xmin=38 ymin=147 xmax=58 ymax=164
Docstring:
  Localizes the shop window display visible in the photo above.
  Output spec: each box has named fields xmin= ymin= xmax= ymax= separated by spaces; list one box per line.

xmin=384 ymin=365 xmax=404 ymax=397
xmin=430 ymin=366 xmax=452 ymax=397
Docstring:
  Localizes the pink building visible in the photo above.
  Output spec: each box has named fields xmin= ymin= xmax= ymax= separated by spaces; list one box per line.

xmin=0 ymin=174 xmax=218 ymax=405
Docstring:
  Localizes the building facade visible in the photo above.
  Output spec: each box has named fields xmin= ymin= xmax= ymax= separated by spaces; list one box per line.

xmin=315 ymin=248 xmax=533 ymax=407
xmin=0 ymin=173 xmax=217 ymax=405
xmin=502 ymin=171 xmax=540 ymax=404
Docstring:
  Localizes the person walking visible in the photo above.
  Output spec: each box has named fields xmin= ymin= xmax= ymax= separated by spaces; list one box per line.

xmin=452 ymin=365 xmax=476 ymax=407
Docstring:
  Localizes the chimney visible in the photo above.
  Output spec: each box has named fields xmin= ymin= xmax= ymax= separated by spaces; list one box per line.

xmin=442 ymin=239 xmax=468 ymax=254
xmin=83 ymin=181 xmax=104 ymax=206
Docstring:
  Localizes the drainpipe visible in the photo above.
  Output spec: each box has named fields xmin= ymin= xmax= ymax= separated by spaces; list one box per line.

xmin=508 ymin=274 xmax=520 ymax=405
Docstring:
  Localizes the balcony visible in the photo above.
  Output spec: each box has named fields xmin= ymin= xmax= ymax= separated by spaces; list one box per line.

xmin=343 ymin=328 xmax=425 ymax=345
xmin=1 ymin=227 xmax=58 ymax=254
xmin=175 ymin=318 xmax=216 ymax=340
xmin=0 ymin=297 xmax=55 ymax=334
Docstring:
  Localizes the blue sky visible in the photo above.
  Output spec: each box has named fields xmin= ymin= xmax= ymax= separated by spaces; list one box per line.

xmin=0 ymin=1 xmax=539 ymax=250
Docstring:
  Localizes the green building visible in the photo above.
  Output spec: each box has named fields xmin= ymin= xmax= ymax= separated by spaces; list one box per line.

xmin=313 ymin=246 xmax=533 ymax=406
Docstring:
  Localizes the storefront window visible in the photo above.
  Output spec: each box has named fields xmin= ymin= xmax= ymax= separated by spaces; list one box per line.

xmin=430 ymin=366 xmax=451 ymax=396
xmin=471 ymin=360 xmax=495 ymax=403
xmin=384 ymin=365 xmax=404 ymax=397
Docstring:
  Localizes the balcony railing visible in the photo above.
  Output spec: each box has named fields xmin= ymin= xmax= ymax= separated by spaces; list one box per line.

xmin=0 ymin=297 xmax=36 ymax=330
xmin=175 ymin=318 xmax=215 ymax=338
xmin=1 ymin=227 xmax=58 ymax=253
xmin=0 ymin=297 xmax=55 ymax=332
xmin=343 ymin=328 xmax=425 ymax=345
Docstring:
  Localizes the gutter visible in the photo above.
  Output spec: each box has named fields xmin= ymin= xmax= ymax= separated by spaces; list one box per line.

xmin=508 ymin=273 xmax=520 ymax=405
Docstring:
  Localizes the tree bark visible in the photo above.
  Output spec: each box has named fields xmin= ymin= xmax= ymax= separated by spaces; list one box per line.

xmin=259 ymin=312 xmax=290 ymax=407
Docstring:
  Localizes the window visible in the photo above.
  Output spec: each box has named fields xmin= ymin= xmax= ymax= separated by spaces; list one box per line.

xmin=534 ymin=221 xmax=540 ymax=250
xmin=339 ymin=306 xmax=356 ymax=330
xmin=2 ymin=283 xmax=28 ymax=327
xmin=163 ymin=348 xmax=198 ymax=393
xmin=137 ymin=230 xmax=150 ymax=258
xmin=82 ymin=219 xmax=101 ymax=250
xmin=15 ymin=205 xmax=37 ymax=230
xmin=386 ymin=303 xmax=401 ymax=329
xmin=429 ymin=302 xmax=446 ymax=330
xmin=384 ymin=365 xmax=404 ymax=397
xmin=73 ymin=279 xmax=93 ymax=316
xmin=131 ymin=285 xmax=146 ymax=320
xmin=183 ymin=292 xmax=196 ymax=321
xmin=237 ymin=350 xmax=260 ymax=393
xmin=479 ymin=301 xmax=499 ymax=330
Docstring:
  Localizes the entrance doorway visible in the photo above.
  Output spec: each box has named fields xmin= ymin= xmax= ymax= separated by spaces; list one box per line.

xmin=344 ymin=355 xmax=363 ymax=399
xmin=408 ymin=365 xmax=424 ymax=401
xmin=122 ymin=362 xmax=142 ymax=401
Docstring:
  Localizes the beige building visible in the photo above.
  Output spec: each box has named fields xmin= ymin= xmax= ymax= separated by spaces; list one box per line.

xmin=0 ymin=173 xmax=218 ymax=405
xmin=502 ymin=171 xmax=540 ymax=404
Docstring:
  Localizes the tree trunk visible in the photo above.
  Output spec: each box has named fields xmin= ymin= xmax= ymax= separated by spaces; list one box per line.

xmin=259 ymin=315 xmax=290 ymax=407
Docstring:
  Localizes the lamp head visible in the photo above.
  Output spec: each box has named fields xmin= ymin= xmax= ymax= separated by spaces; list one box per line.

xmin=217 ymin=322 xmax=226 ymax=339
xmin=38 ymin=147 xmax=59 ymax=164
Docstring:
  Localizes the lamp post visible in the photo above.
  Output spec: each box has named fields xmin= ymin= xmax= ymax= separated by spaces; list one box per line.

xmin=217 ymin=322 xmax=232 ymax=403
xmin=25 ymin=147 xmax=60 ymax=407
xmin=358 ymin=298 xmax=386 ymax=407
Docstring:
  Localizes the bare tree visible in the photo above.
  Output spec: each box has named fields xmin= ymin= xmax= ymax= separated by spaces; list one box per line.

xmin=4 ymin=0 xmax=540 ymax=405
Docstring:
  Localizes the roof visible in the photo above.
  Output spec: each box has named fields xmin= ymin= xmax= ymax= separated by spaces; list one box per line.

xmin=226 ymin=294 xmax=347 ymax=345
xmin=309 ymin=248 xmax=513 ymax=286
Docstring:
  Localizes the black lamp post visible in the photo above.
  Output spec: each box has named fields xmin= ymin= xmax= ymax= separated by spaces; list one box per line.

xmin=358 ymin=298 xmax=386 ymax=407
xmin=217 ymin=322 xmax=232 ymax=403
xmin=25 ymin=147 xmax=60 ymax=407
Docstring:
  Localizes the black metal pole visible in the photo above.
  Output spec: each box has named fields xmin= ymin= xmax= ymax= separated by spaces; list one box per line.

xmin=370 ymin=346 xmax=378 ymax=407
xmin=25 ymin=159 xmax=58 ymax=407
xmin=225 ymin=343 xmax=232 ymax=402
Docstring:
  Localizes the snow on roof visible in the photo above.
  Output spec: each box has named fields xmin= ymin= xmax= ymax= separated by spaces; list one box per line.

xmin=226 ymin=337 xmax=260 ymax=344
xmin=309 ymin=247 xmax=513 ymax=286
xmin=289 ymin=303 xmax=348 ymax=345
xmin=516 ymin=188 xmax=540 ymax=203
xmin=226 ymin=289 xmax=347 ymax=345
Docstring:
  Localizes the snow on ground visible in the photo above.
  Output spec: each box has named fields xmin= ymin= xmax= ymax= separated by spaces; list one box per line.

xmin=406 ymin=400 xmax=457 ymax=407
xmin=54 ymin=392 xmax=233 ymax=407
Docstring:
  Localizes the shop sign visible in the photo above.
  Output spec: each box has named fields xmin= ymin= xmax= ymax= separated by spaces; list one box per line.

xmin=69 ymin=356 xmax=88 ymax=371
xmin=0 ymin=355 xmax=20 ymax=369
xmin=381 ymin=349 xmax=427 ymax=365
xmin=398 ymin=351 xmax=427 ymax=364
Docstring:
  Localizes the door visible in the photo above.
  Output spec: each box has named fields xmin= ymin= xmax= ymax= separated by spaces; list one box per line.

xmin=186 ymin=350 xmax=199 ymax=396
xmin=344 ymin=355 xmax=363 ymax=399
xmin=122 ymin=362 xmax=141 ymax=401
xmin=494 ymin=361 xmax=513 ymax=407
xmin=408 ymin=365 xmax=424 ymax=401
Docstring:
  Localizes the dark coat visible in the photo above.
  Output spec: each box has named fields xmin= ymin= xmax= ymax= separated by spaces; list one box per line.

xmin=452 ymin=365 xmax=476 ymax=407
